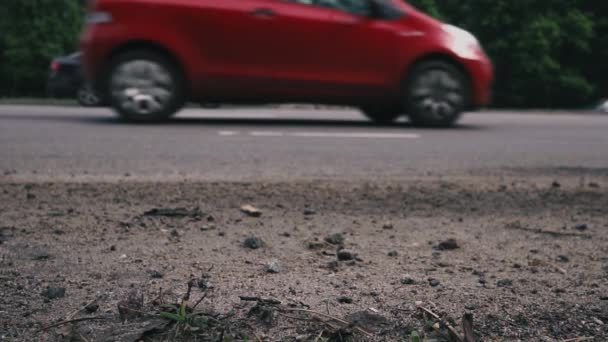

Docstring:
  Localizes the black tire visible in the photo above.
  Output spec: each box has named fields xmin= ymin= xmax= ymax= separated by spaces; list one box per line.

xmin=105 ymin=50 xmax=185 ymax=122
xmin=404 ymin=60 xmax=469 ymax=127
xmin=77 ymin=84 xmax=102 ymax=107
xmin=361 ymin=104 xmax=403 ymax=124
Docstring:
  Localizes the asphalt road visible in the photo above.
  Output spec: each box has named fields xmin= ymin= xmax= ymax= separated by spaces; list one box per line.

xmin=1 ymin=105 xmax=607 ymax=181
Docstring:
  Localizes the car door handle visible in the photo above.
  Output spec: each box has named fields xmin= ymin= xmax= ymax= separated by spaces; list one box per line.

xmin=250 ymin=8 xmax=276 ymax=18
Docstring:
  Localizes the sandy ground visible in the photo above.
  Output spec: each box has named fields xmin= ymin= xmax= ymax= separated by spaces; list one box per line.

xmin=1 ymin=177 xmax=607 ymax=341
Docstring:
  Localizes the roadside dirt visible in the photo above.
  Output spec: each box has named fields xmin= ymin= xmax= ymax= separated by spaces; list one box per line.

xmin=1 ymin=178 xmax=607 ymax=341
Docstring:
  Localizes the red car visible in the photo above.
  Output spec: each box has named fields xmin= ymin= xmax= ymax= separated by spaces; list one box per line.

xmin=82 ymin=0 xmax=493 ymax=126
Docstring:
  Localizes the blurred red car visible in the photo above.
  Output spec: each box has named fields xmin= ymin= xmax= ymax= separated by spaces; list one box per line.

xmin=82 ymin=0 xmax=493 ymax=126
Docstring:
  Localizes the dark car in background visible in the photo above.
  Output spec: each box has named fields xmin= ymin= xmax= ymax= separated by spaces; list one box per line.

xmin=47 ymin=52 xmax=103 ymax=107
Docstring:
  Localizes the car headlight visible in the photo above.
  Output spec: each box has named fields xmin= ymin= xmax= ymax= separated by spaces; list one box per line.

xmin=442 ymin=24 xmax=480 ymax=59
xmin=86 ymin=11 xmax=113 ymax=24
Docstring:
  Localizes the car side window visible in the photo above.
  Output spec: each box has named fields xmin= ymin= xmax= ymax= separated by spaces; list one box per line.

xmin=283 ymin=0 xmax=373 ymax=17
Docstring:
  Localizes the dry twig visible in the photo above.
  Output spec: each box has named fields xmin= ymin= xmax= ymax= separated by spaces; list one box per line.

xmin=418 ymin=305 xmax=463 ymax=342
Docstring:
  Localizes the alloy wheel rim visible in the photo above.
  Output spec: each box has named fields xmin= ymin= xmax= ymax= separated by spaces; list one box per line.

xmin=77 ymin=86 xmax=100 ymax=106
xmin=410 ymin=69 xmax=464 ymax=120
xmin=110 ymin=60 xmax=173 ymax=115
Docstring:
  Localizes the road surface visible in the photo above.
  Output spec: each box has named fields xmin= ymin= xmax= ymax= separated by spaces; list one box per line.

xmin=1 ymin=105 xmax=607 ymax=180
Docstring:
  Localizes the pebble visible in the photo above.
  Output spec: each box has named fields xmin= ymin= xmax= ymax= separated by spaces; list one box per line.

xmin=325 ymin=233 xmax=344 ymax=245
xmin=265 ymin=259 xmax=281 ymax=273
xmin=382 ymin=222 xmax=394 ymax=230
xmin=85 ymin=303 xmax=99 ymax=313
xmin=557 ymin=255 xmax=570 ymax=263
xmin=401 ymin=275 xmax=416 ymax=285
xmin=240 ymin=205 xmax=262 ymax=217
xmin=388 ymin=250 xmax=398 ymax=257
xmin=43 ymin=287 xmax=65 ymax=300
xmin=337 ymin=296 xmax=353 ymax=304
xmin=428 ymin=278 xmax=440 ymax=287
xmin=337 ymin=250 xmax=355 ymax=261
xmin=574 ymin=224 xmax=588 ymax=231
xmin=149 ymin=270 xmax=164 ymax=279
xmin=243 ymin=236 xmax=264 ymax=249
xmin=303 ymin=209 xmax=316 ymax=216
xmin=435 ymin=239 xmax=459 ymax=251
xmin=497 ymin=279 xmax=513 ymax=287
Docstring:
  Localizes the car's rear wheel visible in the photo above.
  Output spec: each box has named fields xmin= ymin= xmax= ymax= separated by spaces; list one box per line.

xmin=77 ymin=84 xmax=102 ymax=107
xmin=404 ymin=60 xmax=469 ymax=127
xmin=106 ymin=50 xmax=185 ymax=122
xmin=361 ymin=105 xmax=403 ymax=124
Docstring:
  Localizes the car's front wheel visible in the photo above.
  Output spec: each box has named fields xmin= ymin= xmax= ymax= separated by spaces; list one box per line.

xmin=106 ymin=50 xmax=185 ymax=122
xmin=404 ymin=60 xmax=469 ymax=127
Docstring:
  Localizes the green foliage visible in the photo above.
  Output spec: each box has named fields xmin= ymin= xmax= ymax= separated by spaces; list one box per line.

xmin=0 ymin=0 xmax=83 ymax=96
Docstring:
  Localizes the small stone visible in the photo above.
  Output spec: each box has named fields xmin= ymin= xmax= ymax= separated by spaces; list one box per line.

xmin=337 ymin=250 xmax=355 ymax=261
xmin=240 ymin=205 xmax=262 ymax=217
xmin=574 ymin=224 xmax=588 ymax=231
xmin=382 ymin=222 xmax=394 ymax=230
xmin=243 ymin=236 xmax=264 ymax=249
xmin=52 ymin=229 xmax=65 ymax=235
xmin=43 ymin=287 xmax=66 ymax=300
xmin=170 ymin=229 xmax=180 ymax=237
xmin=600 ymin=295 xmax=608 ymax=301
xmin=337 ymin=296 xmax=353 ymax=304
xmin=497 ymin=279 xmax=513 ymax=287
xmin=33 ymin=252 xmax=51 ymax=261
xmin=435 ymin=239 xmax=459 ymax=251
xmin=557 ymin=255 xmax=570 ymax=263
xmin=588 ymin=182 xmax=600 ymax=188
xmin=303 ymin=209 xmax=316 ymax=216
xmin=428 ymin=278 xmax=440 ymax=287
xmin=265 ymin=259 xmax=281 ymax=273
xmin=465 ymin=304 xmax=477 ymax=310
xmin=200 ymin=224 xmax=216 ymax=231
xmin=26 ymin=193 xmax=36 ymax=200
xmin=149 ymin=270 xmax=164 ymax=279
xmin=85 ymin=303 xmax=99 ymax=313
xmin=552 ymin=181 xmax=561 ymax=188
xmin=388 ymin=250 xmax=398 ymax=257
xmin=325 ymin=233 xmax=344 ymax=245
xmin=110 ymin=245 xmax=116 ymax=251
xmin=401 ymin=275 xmax=416 ymax=285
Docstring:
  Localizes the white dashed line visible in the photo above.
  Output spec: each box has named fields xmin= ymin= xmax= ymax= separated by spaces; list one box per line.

xmin=218 ymin=131 xmax=240 ymax=136
xmin=218 ymin=131 xmax=420 ymax=139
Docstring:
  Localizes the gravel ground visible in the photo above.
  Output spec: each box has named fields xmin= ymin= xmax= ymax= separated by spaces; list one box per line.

xmin=1 ymin=177 xmax=607 ymax=341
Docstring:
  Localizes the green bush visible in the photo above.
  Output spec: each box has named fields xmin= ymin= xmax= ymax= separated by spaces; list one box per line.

xmin=409 ymin=0 xmax=599 ymax=108
xmin=0 ymin=0 xmax=83 ymax=97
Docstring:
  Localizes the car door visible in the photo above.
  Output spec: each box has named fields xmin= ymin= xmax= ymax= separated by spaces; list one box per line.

xmin=319 ymin=0 xmax=402 ymax=99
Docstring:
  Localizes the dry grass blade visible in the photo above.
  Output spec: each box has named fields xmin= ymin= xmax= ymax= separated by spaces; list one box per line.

xmin=418 ymin=305 xmax=463 ymax=342
xmin=281 ymin=308 xmax=372 ymax=337
xmin=36 ymin=317 xmax=108 ymax=333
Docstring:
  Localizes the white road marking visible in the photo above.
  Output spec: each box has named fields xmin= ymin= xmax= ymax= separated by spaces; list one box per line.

xmin=218 ymin=131 xmax=420 ymax=139
xmin=250 ymin=131 xmax=285 ymax=137
xmin=218 ymin=131 xmax=240 ymax=136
